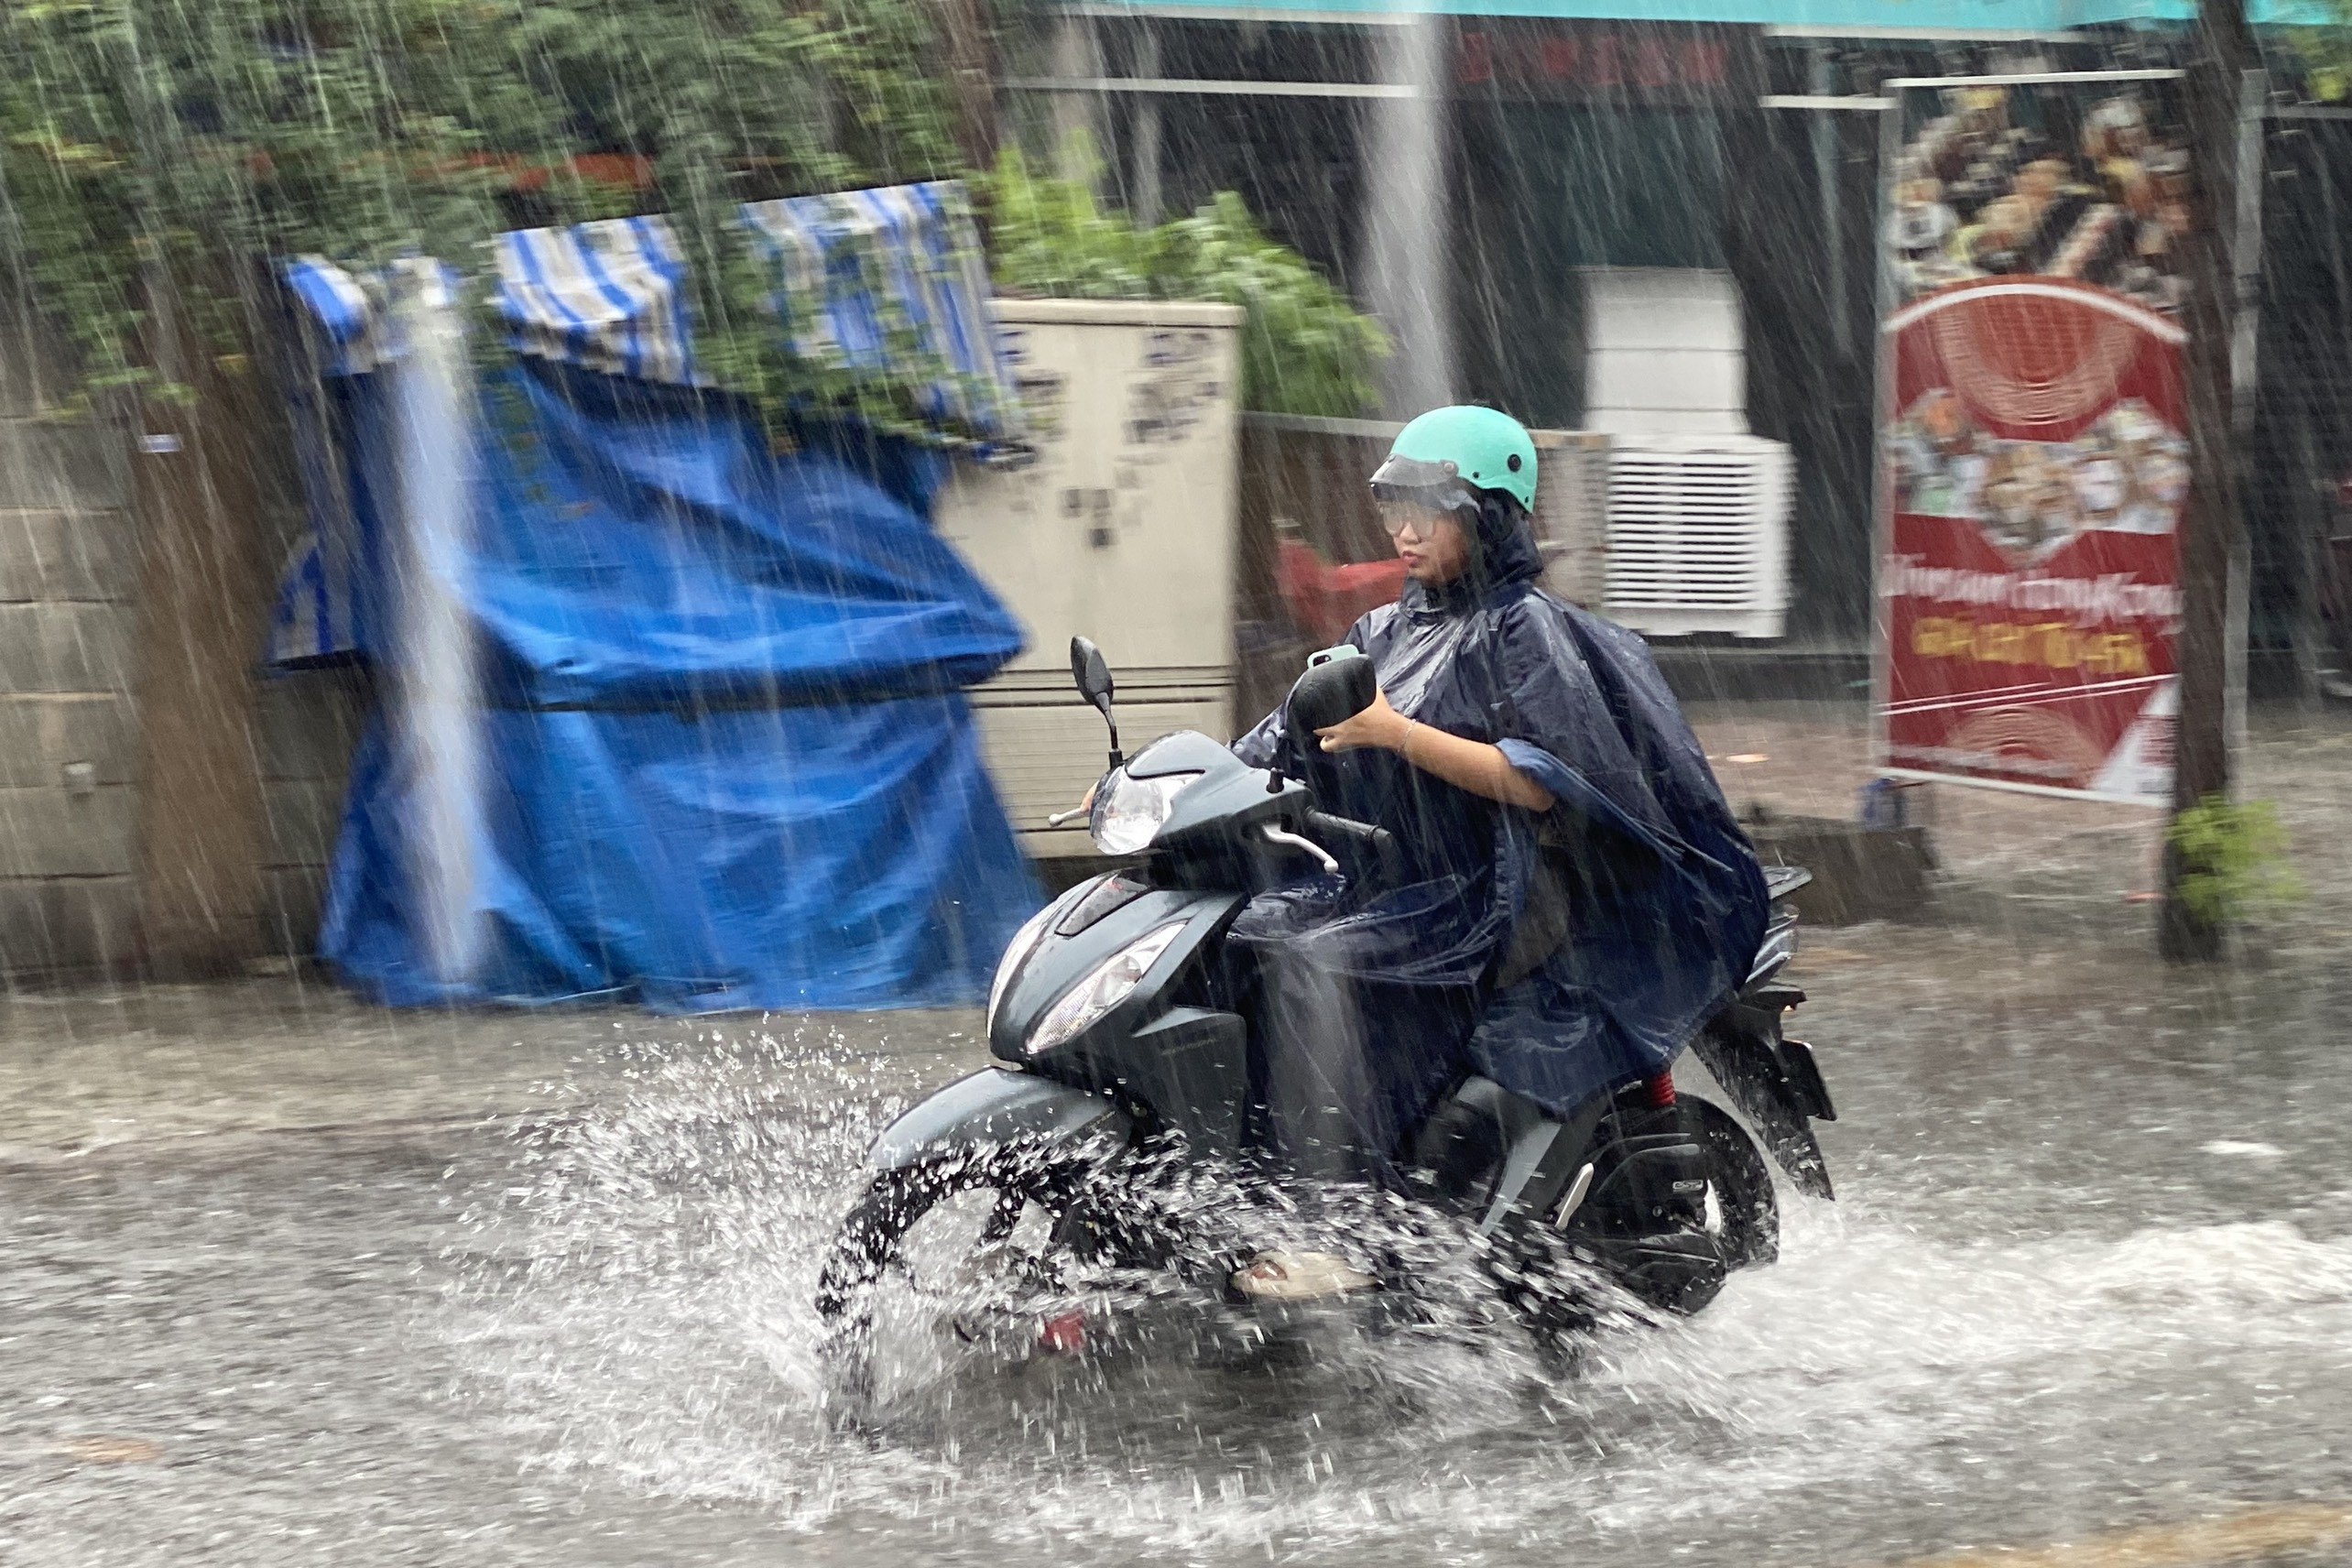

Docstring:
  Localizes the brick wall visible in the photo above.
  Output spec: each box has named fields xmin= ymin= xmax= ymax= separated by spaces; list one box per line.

xmin=0 ymin=308 xmax=363 ymax=983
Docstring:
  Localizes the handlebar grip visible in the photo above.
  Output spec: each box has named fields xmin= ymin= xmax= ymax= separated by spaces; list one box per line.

xmin=1304 ymin=811 xmax=1399 ymax=876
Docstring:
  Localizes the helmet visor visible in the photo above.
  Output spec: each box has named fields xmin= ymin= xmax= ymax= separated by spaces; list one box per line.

xmin=1368 ymin=452 xmax=1477 ymax=513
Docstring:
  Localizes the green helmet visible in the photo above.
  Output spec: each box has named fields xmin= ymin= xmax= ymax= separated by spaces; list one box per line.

xmin=1369 ymin=405 xmax=1538 ymax=512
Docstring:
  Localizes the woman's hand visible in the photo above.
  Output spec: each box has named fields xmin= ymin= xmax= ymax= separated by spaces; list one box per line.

xmin=1311 ymin=688 xmax=1553 ymax=811
xmin=1315 ymin=688 xmax=1411 ymax=754
xmin=1320 ymin=691 xmax=1556 ymax=812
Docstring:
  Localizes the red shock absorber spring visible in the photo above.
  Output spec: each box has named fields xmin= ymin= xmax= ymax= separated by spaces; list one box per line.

xmin=1644 ymin=1069 xmax=1677 ymax=1107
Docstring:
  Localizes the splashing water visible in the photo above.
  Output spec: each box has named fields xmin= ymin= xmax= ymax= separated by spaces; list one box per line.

xmin=436 ymin=1028 xmax=2352 ymax=1564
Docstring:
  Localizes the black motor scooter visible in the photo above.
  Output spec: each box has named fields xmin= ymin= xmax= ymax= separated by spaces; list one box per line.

xmin=817 ymin=638 xmax=1836 ymax=1375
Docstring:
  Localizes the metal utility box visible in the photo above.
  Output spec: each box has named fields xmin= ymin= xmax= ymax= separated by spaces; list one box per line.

xmin=935 ymin=299 xmax=1246 ymax=858
xmin=1582 ymin=268 xmax=1749 ymax=438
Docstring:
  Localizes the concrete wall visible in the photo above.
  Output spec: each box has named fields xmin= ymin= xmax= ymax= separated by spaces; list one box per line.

xmin=0 ymin=308 xmax=141 ymax=976
xmin=246 ymin=370 xmax=367 ymax=963
xmin=0 ymin=308 xmax=363 ymax=983
xmin=254 ymin=667 xmax=367 ymax=964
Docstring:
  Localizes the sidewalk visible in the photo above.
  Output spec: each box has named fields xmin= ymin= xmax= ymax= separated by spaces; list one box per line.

xmin=1688 ymin=700 xmax=2352 ymax=951
xmin=3 ymin=702 xmax=2340 ymax=1160
xmin=0 ymin=974 xmax=986 ymax=1160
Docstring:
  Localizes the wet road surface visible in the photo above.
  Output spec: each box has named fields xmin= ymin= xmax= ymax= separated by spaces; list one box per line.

xmin=5 ymin=709 xmax=2350 ymax=1567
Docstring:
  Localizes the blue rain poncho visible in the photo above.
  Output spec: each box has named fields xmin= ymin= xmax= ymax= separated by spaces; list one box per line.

xmin=1230 ymin=496 xmax=1769 ymax=1147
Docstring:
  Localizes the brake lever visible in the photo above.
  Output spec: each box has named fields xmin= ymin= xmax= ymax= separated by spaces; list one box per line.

xmin=1304 ymin=810 xmax=1402 ymax=883
xmin=1260 ymin=823 xmax=1340 ymax=877
xmin=1047 ymin=802 xmax=1090 ymax=828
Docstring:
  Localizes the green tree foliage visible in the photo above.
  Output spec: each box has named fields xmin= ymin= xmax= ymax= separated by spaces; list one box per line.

xmin=0 ymin=7 xmax=1388 ymax=429
xmin=985 ymin=146 xmax=1388 ymax=419
xmin=0 ymin=0 xmax=966 ymax=414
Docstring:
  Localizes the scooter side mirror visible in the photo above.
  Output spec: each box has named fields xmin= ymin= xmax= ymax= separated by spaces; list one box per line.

xmin=1285 ymin=649 xmax=1378 ymax=739
xmin=1070 ymin=636 xmax=1122 ymax=768
xmin=1071 ymin=636 xmax=1114 ymax=713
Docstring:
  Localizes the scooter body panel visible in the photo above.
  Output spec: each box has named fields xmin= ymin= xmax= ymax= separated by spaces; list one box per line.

xmin=867 ymin=1066 xmax=1130 ymax=1174
xmin=1088 ymin=1005 xmax=1252 ymax=1157
xmin=988 ymin=885 xmax=1247 ymax=1064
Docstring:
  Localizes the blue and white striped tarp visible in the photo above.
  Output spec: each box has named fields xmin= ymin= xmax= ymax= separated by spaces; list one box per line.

xmin=493 ymin=215 xmax=699 ymax=387
xmin=271 ymin=256 xmax=452 ymax=664
xmin=267 ymin=180 xmax=1027 ymax=667
xmin=283 ymin=255 xmax=395 ymax=377
xmin=282 ymin=221 xmax=700 ymax=387
xmin=739 ymin=180 xmax=1022 ymax=444
xmin=278 ymin=183 xmax=1021 ymax=435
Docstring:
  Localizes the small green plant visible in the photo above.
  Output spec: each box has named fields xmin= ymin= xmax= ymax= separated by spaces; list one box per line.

xmin=2284 ymin=0 xmax=2352 ymax=103
xmin=983 ymin=144 xmax=1388 ymax=419
xmin=2167 ymin=795 xmax=2304 ymax=930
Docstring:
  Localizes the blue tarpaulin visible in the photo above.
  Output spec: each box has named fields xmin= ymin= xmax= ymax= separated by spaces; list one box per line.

xmin=271 ymin=186 xmax=1040 ymax=1010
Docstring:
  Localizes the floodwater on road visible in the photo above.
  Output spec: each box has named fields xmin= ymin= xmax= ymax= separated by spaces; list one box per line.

xmin=5 ymin=906 xmax=2352 ymax=1568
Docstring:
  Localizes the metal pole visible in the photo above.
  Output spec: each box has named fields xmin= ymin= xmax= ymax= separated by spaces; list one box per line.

xmin=932 ymin=0 xmax=999 ymax=174
xmin=1051 ymin=11 xmax=1106 ymax=187
xmin=1813 ymin=47 xmax=1852 ymax=362
xmin=1360 ymin=15 xmax=1454 ymax=415
xmin=1868 ymin=81 xmax=1906 ymax=781
xmin=1133 ymin=22 xmax=1163 ymax=224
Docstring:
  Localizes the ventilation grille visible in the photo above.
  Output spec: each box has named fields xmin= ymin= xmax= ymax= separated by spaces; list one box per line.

xmin=1602 ymin=442 xmax=1792 ymax=630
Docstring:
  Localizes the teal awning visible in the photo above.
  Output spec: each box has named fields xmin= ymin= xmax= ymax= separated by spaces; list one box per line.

xmin=1080 ymin=0 xmax=2317 ymax=28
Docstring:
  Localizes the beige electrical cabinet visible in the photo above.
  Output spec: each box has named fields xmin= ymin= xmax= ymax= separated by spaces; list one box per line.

xmin=934 ymin=299 xmax=1246 ymax=858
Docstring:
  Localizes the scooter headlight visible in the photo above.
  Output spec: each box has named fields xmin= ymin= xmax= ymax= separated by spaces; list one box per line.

xmin=1025 ymin=920 xmax=1188 ymax=1056
xmin=1091 ymin=769 xmax=1203 ymax=855
xmin=985 ymin=898 xmax=1063 ymax=1042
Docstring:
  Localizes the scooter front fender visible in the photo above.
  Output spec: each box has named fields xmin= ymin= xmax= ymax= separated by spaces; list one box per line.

xmin=867 ymin=1068 xmax=1130 ymax=1174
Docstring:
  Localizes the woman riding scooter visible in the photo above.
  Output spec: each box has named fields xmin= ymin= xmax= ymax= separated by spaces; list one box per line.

xmin=1226 ymin=407 xmax=1769 ymax=1293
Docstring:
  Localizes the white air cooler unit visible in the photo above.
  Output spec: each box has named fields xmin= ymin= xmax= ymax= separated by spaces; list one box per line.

xmin=1583 ymin=269 xmax=1794 ymax=639
xmin=1601 ymin=436 xmax=1793 ymax=640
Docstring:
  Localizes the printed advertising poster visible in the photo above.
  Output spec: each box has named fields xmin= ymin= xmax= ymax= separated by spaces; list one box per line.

xmin=1875 ymin=74 xmax=2186 ymax=801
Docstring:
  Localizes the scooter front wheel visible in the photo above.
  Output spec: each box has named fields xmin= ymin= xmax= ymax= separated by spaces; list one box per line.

xmin=1686 ymin=1094 xmax=1779 ymax=1271
xmin=815 ymin=1149 xmax=1092 ymax=1415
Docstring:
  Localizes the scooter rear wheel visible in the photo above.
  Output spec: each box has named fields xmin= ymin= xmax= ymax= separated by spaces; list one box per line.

xmin=1556 ymin=1089 xmax=1780 ymax=1315
xmin=1686 ymin=1094 xmax=1779 ymax=1270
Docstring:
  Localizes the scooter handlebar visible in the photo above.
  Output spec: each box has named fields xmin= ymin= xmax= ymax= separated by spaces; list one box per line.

xmin=1302 ymin=811 xmax=1401 ymax=880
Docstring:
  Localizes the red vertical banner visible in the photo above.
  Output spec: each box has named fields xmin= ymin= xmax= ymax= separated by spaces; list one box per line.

xmin=1876 ymin=76 xmax=2187 ymax=801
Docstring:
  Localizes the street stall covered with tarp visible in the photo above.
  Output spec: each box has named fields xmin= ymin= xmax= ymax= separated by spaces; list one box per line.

xmin=267 ymin=184 xmax=1042 ymax=1011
